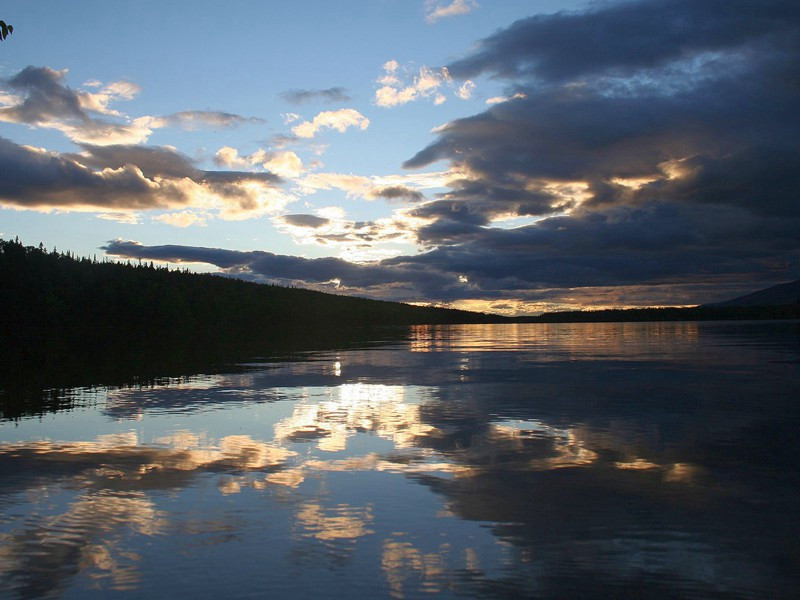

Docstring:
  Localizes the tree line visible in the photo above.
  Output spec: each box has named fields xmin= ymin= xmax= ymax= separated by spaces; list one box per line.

xmin=0 ymin=237 xmax=502 ymax=365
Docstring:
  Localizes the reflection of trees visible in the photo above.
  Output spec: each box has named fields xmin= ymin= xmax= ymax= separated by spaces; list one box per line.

xmin=0 ymin=237 xmax=499 ymax=401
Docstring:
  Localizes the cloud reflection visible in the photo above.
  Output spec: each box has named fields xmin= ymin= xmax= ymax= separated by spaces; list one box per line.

xmin=2 ymin=321 xmax=797 ymax=597
xmin=0 ymin=490 xmax=165 ymax=597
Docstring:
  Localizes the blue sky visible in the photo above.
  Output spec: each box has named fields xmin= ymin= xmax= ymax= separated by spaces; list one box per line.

xmin=1 ymin=0 xmax=798 ymax=313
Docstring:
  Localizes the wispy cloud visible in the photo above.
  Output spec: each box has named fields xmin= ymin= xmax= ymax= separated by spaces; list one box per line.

xmin=485 ymin=92 xmax=526 ymax=105
xmin=425 ymin=0 xmax=478 ymax=24
xmin=295 ymin=170 xmax=441 ymax=203
xmin=152 ymin=212 xmax=208 ymax=228
xmin=280 ymin=87 xmax=352 ymax=105
xmin=136 ymin=111 xmax=264 ymax=131
xmin=455 ymin=80 xmax=476 ymax=100
xmin=374 ymin=60 xmax=474 ymax=108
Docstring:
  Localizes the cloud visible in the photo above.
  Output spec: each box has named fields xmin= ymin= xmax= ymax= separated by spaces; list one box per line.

xmin=291 ymin=108 xmax=370 ymax=138
xmin=215 ymin=146 xmax=305 ymax=178
xmin=153 ymin=212 xmax=208 ymax=227
xmin=78 ymin=80 xmax=142 ymax=116
xmin=374 ymin=61 xmax=454 ymax=108
xmin=102 ymin=239 xmax=458 ymax=297
xmin=1 ymin=66 xmax=86 ymax=122
xmin=369 ymin=185 xmax=425 ymax=203
xmin=485 ymin=92 xmax=526 ymax=105
xmin=0 ymin=66 xmax=153 ymax=145
xmin=425 ymin=0 xmax=478 ymax=24
xmin=294 ymin=171 xmax=437 ymax=205
xmin=280 ymin=214 xmax=331 ymax=229
xmin=281 ymin=112 xmax=302 ymax=124
xmin=27 ymin=0 xmax=798 ymax=312
xmin=273 ymin=207 xmax=424 ymax=258
xmin=455 ymin=80 xmax=476 ymax=100
xmin=136 ymin=111 xmax=264 ymax=131
xmin=108 ymin=0 xmax=798 ymax=309
xmin=0 ymin=137 xmax=287 ymax=220
xmin=263 ymin=151 xmax=305 ymax=178
xmin=0 ymin=66 xmax=264 ymax=145
xmin=445 ymin=0 xmax=797 ymax=82
xmin=280 ymin=87 xmax=352 ymax=104
xmin=396 ymin=0 xmax=800 ymax=303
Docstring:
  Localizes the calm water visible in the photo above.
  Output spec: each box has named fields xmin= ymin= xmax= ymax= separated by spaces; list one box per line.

xmin=1 ymin=322 xmax=799 ymax=599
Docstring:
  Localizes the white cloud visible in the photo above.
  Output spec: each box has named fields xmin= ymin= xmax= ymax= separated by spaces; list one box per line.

xmin=214 ymin=146 xmax=248 ymax=169
xmin=374 ymin=63 xmax=455 ymax=108
xmin=485 ymin=92 xmax=528 ymax=105
xmin=456 ymin=80 xmax=476 ymax=100
xmin=273 ymin=207 xmax=425 ymax=258
xmin=298 ymin=172 xmax=373 ymax=197
xmin=291 ymin=109 xmax=370 ymax=138
xmin=214 ymin=146 xmax=305 ymax=179
xmin=77 ymin=80 xmax=142 ymax=116
xmin=424 ymin=0 xmax=478 ymax=24
xmin=291 ymin=169 xmax=453 ymax=206
xmin=53 ymin=120 xmax=154 ymax=146
xmin=282 ymin=112 xmax=301 ymax=124
xmin=263 ymin=151 xmax=305 ymax=178
xmin=96 ymin=212 xmax=141 ymax=225
xmin=378 ymin=60 xmax=400 ymax=85
xmin=153 ymin=212 xmax=208 ymax=227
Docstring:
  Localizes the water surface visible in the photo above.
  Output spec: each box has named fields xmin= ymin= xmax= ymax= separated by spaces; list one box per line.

xmin=1 ymin=322 xmax=799 ymax=599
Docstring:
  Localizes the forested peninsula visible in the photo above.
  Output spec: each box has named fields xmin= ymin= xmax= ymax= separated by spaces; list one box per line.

xmin=0 ymin=238 xmax=503 ymax=361
xmin=3 ymin=237 xmax=798 ymax=369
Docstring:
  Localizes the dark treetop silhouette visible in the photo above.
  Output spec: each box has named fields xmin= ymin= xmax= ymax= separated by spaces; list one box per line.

xmin=0 ymin=20 xmax=12 ymax=41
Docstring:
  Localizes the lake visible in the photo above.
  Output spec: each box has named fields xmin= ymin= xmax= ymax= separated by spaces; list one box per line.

xmin=1 ymin=321 xmax=799 ymax=599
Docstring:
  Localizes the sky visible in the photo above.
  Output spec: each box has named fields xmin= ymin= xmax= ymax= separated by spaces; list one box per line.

xmin=1 ymin=0 xmax=798 ymax=314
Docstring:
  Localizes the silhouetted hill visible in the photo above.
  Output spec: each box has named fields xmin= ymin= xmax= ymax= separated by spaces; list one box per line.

xmin=0 ymin=238 xmax=505 ymax=368
xmin=702 ymin=280 xmax=800 ymax=307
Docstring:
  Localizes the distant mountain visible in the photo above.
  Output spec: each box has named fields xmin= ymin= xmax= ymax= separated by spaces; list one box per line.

xmin=704 ymin=279 xmax=800 ymax=307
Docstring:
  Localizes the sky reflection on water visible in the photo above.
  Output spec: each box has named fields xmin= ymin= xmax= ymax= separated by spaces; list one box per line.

xmin=1 ymin=322 xmax=799 ymax=599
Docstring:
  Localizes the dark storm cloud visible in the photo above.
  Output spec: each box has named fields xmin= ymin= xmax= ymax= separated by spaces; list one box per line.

xmin=397 ymin=202 xmax=800 ymax=290
xmin=446 ymin=0 xmax=799 ymax=82
xmin=397 ymin=0 xmax=800 ymax=301
xmin=280 ymin=87 xmax=352 ymax=105
xmin=0 ymin=137 xmax=281 ymax=211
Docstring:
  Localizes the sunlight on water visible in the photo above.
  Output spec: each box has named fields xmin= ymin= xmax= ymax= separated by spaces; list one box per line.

xmin=1 ymin=322 xmax=799 ymax=598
